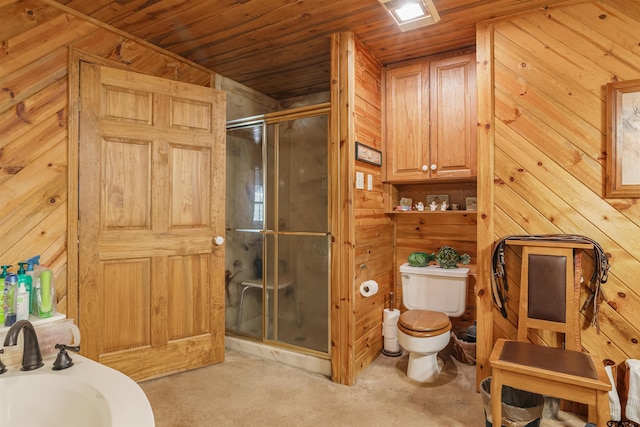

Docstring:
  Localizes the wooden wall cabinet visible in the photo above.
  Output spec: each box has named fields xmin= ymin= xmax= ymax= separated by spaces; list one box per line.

xmin=385 ymin=52 xmax=477 ymax=182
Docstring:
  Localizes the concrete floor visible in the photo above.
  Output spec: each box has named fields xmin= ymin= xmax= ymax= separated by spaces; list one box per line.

xmin=140 ymin=343 xmax=588 ymax=427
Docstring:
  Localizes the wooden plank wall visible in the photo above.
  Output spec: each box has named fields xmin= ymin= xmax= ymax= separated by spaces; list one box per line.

xmin=330 ymin=33 xmax=392 ymax=384
xmin=476 ymin=0 xmax=640 ymax=382
xmin=392 ymin=182 xmax=478 ymax=332
xmin=0 ymin=0 xmax=213 ymax=317
xmin=352 ymin=39 xmax=393 ymax=379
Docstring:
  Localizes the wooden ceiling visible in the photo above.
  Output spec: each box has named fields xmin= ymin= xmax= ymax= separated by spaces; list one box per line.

xmin=55 ymin=0 xmax=558 ymax=99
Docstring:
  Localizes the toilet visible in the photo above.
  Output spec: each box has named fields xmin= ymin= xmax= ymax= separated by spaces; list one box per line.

xmin=397 ymin=263 xmax=469 ymax=382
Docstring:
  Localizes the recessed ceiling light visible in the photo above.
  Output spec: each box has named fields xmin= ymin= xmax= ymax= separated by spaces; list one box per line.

xmin=379 ymin=0 xmax=441 ymax=31
xmin=395 ymin=3 xmax=426 ymax=22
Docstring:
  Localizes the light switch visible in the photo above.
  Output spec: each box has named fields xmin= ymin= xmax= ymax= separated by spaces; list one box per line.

xmin=367 ymin=174 xmax=373 ymax=191
xmin=355 ymin=171 xmax=365 ymax=189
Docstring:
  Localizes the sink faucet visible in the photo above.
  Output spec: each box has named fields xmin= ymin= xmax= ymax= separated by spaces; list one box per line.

xmin=3 ymin=320 xmax=44 ymax=371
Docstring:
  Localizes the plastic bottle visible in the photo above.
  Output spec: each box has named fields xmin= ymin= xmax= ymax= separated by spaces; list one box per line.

xmin=0 ymin=265 xmax=9 ymax=324
xmin=35 ymin=319 xmax=81 ymax=356
xmin=27 ymin=255 xmax=40 ymax=315
xmin=35 ymin=265 xmax=55 ymax=318
xmin=4 ymin=273 xmax=18 ymax=326
xmin=16 ymin=281 xmax=29 ymax=321
xmin=17 ymin=262 xmax=31 ymax=316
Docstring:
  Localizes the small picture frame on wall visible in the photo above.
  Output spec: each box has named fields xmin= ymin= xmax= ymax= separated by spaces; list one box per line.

xmin=355 ymin=141 xmax=382 ymax=167
xmin=606 ymin=79 xmax=640 ymax=198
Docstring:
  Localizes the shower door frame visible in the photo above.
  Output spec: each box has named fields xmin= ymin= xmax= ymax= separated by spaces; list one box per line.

xmin=226 ymin=102 xmax=332 ymax=358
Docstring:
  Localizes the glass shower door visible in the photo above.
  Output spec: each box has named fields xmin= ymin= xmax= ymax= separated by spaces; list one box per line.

xmin=265 ymin=114 xmax=329 ymax=353
xmin=225 ymin=123 xmax=265 ymax=340
xmin=225 ymin=111 xmax=329 ymax=355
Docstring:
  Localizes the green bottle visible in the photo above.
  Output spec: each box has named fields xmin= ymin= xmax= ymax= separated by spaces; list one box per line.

xmin=17 ymin=262 xmax=31 ymax=318
xmin=4 ymin=272 xmax=18 ymax=326
xmin=26 ymin=255 xmax=40 ymax=315
xmin=37 ymin=268 xmax=54 ymax=318
xmin=0 ymin=265 xmax=9 ymax=324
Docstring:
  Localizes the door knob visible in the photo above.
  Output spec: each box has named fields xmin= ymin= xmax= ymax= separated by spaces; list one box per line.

xmin=213 ymin=236 xmax=225 ymax=246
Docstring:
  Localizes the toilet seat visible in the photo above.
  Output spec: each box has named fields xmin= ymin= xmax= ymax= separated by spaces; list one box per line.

xmin=398 ymin=310 xmax=451 ymax=337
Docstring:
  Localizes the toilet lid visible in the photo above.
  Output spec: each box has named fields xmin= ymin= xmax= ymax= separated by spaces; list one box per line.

xmin=399 ymin=310 xmax=451 ymax=332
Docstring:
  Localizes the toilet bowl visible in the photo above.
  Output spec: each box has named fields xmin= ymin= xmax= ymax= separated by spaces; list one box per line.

xmin=397 ymin=309 xmax=452 ymax=382
xmin=397 ymin=264 xmax=469 ymax=383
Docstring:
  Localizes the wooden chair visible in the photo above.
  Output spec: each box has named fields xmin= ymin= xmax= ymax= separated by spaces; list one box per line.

xmin=489 ymin=241 xmax=611 ymax=427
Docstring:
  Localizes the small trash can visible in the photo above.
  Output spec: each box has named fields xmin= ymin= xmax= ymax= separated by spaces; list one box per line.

xmin=481 ymin=377 xmax=545 ymax=427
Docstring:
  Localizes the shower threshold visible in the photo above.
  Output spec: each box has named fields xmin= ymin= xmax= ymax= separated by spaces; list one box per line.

xmin=225 ymin=336 xmax=331 ymax=377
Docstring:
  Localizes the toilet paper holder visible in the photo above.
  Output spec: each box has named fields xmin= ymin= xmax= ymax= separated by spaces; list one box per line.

xmin=359 ymin=280 xmax=378 ymax=297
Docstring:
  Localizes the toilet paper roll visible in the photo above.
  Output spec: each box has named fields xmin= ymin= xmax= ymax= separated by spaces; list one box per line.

xmin=384 ymin=337 xmax=400 ymax=353
xmin=383 ymin=324 xmax=396 ymax=337
xmin=359 ymin=280 xmax=378 ymax=297
xmin=383 ymin=309 xmax=400 ymax=337
xmin=382 ymin=308 xmax=402 ymax=355
xmin=383 ymin=308 xmax=400 ymax=325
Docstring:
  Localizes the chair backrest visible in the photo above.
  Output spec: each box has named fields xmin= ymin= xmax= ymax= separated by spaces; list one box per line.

xmin=506 ymin=240 xmax=593 ymax=351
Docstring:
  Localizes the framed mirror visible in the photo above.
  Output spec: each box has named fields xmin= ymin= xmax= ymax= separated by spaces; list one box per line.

xmin=606 ymin=79 xmax=640 ymax=198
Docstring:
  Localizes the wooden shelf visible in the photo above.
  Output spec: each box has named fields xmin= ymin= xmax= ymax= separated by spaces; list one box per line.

xmin=386 ymin=210 xmax=477 ymax=215
xmin=385 ymin=181 xmax=477 ymax=213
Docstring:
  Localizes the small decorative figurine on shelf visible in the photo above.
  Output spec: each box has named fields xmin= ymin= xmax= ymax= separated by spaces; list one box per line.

xmin=440 ymin=200 xmax=448 ymax=211
xmin=415 ymin=202 xmax=425 ymax=211
xmin=429 ymin=200 xmax=438 ymax=211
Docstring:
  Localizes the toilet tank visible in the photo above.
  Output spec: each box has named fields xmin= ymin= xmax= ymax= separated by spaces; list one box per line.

xmin=400 ymin=263 xmax=469 ymax=317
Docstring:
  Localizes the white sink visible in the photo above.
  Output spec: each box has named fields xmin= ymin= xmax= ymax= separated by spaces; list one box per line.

xmin=0 ymin=354 xmax=154 ymax=427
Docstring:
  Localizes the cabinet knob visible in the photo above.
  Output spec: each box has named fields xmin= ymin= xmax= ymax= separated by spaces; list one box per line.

xmin=421 ymin=165 xmax=428 ymax=172
xmin=213 ymin=236 xmax=225 ymax=246
xmin=430 ymin=164 xmax=437 ymax=171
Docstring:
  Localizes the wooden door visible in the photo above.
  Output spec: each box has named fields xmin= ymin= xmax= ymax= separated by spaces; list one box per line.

xmin=78 ymin=63 xmax=226 ymax=381
xmin=429 ymin=53 xmax=477 ymax=179
xmin=385 ymin=62 xmax=430 ymax=181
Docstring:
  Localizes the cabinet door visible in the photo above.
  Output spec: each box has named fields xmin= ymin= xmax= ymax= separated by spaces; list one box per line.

xmin=429 ymin=53 xmax=477 ymax=178
xmin=386 ymin=62 xmax=430 ymax=181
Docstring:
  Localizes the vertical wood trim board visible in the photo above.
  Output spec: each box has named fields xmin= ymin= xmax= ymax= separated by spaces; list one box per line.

xmin=329 ymin=33 xmax=345 ymax=384
xmin=475 ymin=22 xmax=496 ymax=390
xmin=330 ymin=32 xmax=358 ymax=385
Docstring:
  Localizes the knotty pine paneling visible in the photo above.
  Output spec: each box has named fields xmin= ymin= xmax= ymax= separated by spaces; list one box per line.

xmin=394 ymin=210 xmax=478 ymax=329
xmin=0 ymin=0 xmax=213 ymax=316
xmin=352 ymin=39 xmax=392 ymax=378
xmin=391 ymin=180 xmax=478 ymax=331
xmin=476 ymin=0 xmax=640 ymax=383
xmin=52 ymin=0 xmax=558 ymax=99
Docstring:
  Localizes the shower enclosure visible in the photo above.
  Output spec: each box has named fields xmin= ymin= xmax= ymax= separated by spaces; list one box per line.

xmin=225 ymin=106 xmax=329 ymax=355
